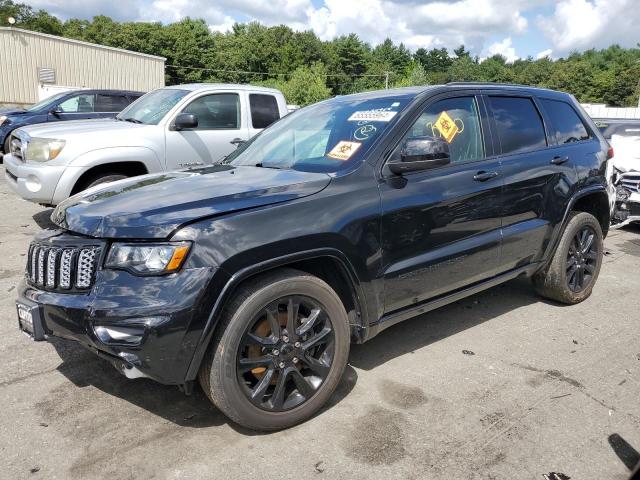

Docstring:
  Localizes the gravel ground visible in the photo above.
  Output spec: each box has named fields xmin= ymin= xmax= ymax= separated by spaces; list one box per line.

xmin=0 ymin=166 xmax=639 ymax=480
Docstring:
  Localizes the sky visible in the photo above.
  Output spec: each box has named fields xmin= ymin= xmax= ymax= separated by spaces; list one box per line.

xmin=22 ymin=0 xmax=640 ymax=61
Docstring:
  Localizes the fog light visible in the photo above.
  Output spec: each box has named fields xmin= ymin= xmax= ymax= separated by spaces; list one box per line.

xmin=94 ymin=325 xmax=145 ymax=345
xmin=25 ymin=175 xmax=41 ymax=193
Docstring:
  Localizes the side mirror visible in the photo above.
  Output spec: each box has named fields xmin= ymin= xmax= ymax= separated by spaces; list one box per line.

xmin=49 ymin=106 xmax=63 ymax=115
xmin=388 ymin=136 xmax=450 ymax=175
xmin=174 ymin=113 xmax=198 ymax=130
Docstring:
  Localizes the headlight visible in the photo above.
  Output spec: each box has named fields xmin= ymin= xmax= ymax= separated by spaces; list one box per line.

xmin=0 ymin=115 xmax=7 ymax=126
xmin=24 ymin=137 xmax=65 ymax=162
xmin=105 ymin=242 xmax=191 ymax=274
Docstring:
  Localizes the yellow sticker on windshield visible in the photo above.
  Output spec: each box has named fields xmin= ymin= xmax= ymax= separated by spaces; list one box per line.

xmin=434 ymin=111 xmax=460 ymax=143
xmin=327 ymin=141 xmax=362 ymax=160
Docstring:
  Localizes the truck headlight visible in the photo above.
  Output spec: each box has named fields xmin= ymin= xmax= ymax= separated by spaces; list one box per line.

xmin=0 ymin=115 xmax=7 ymax=126
xmin=24 ymin=137 xmax=65 ymax=162
xmin=105 ymin=242 xmax=191 ymax=274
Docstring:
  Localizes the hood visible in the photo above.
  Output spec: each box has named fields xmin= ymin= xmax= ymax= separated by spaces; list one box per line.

xmin=52 ymin=165 xmax=331 ymax=238
xmin=0 ymin=108 xmax=27 ymax=116
xmin=610 ymin=134 xmax=640 ymax=173
xmin=19 ymin=118 xmax=145 ymax=138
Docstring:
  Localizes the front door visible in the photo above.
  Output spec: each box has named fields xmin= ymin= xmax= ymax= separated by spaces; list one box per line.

xmin=164 ymin=92 xmax=250 ymax=170
xmin=49 ymin=93 xmax=97 ymax=121
xmin=379 ymin=95 xmax=502 ymax=314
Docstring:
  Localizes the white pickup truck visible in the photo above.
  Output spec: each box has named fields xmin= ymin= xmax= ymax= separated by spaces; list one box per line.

xmin=4 ymin=84 xmax=288 ymax=205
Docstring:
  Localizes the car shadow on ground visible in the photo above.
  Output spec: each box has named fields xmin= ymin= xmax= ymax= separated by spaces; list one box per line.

xmin=48 ymin=335 xmax=358 ymax=434
xmin=47 ymin=275 xmax=551 ymax=433
xmin=350 ymin=276 xmax=550 ymax=371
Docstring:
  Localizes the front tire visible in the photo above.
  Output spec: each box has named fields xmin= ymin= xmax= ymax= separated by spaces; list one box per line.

xmin=199 ymin=269 xmax=350 ymax=431
xmin=533 ymin=211 xmax=603 ymax=304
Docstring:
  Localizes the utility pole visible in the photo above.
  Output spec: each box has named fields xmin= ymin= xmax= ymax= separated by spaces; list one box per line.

xmin=384 ymin=72 xmax=390 ymax=89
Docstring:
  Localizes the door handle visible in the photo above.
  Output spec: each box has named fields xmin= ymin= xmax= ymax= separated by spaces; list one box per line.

xmin=551 ymin=155 xmax=569 ymax=165
xmin=230 ymin=137 xmax=245 ymax=146
xmin=473 ymin=171 xmax=499 ymax=182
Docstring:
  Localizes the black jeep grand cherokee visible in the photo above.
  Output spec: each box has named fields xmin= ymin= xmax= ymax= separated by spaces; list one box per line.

xmin=17 ymin=83 xmax=612 ymax=430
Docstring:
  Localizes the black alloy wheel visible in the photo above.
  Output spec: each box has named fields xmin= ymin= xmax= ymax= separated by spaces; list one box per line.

xmin=237 ymin=295 xmax=335 ymax=411
xmin=566 ymin=225 xmax=598 ymax=292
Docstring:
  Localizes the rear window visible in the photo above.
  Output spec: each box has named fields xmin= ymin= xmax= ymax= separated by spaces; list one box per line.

xmin=250 ymin=94 xmax=280 ymax=129
xmin=541 ymin=99 xmax=589 ymax=144
xmin=489 ymin=96 xmax=547 ymax=155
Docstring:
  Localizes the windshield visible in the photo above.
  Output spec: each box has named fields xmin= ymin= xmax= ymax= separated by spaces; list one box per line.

xmin=116 ymin=88 xmax=189 ymax=125
xmin=26 ymin=92 xmax=70 ymax=112
xmin=224 ymin=95 xmax=413 ymax=173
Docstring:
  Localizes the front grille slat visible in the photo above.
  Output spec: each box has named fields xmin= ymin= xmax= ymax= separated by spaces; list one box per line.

xmin=26 ymin=240 xmax=102 ymax=293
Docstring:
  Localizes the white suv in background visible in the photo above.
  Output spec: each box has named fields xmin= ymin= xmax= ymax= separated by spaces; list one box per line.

xmin=4 ymin=84 xmax=288 ymax=205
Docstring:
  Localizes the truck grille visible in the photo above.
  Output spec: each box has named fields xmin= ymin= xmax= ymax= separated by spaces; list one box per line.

xmin=26 ymin=241 xmax=103 ymax=292
xmin=620 ymin=172 xmax=640 ymax=193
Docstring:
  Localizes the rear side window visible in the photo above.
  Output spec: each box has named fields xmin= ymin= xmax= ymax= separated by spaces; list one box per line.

xmin=489 ymin=96 xmax=547 ymax=155
xmin=541 ymin=99 xmax=590 ymax=144
xmin=95 ymin=94 xmax=129 ymax=112
xmin=250 ymin=94 xmax=280 ymax=129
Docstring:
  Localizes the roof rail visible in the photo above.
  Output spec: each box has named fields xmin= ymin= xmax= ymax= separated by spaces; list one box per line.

xmin=445 ymin=81 xmax=533 ymax=88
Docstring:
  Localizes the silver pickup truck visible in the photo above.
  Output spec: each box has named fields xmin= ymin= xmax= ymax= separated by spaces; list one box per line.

xmin=4 ymin=84 xmax=288 ymax=205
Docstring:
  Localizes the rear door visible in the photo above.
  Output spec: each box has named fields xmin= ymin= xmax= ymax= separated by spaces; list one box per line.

xmin=379 ymin=93 xmax=503 ymax=314
xmin=486 ymin=94 xmax=579 ymax=272
xmin=164 ymin=92 xmax=249 ymax=169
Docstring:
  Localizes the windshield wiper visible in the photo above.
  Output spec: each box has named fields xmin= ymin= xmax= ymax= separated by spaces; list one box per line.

xmin=119 ymin=117 xmax=143 ymax=124
xmin=255 ymin=163 xmax=282 ymax=169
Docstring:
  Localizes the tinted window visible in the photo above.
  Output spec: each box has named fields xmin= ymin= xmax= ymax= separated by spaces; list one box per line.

xmin=489 ymin=96 xmax=547 ymax=155
xmin=250 ymin=94 xmax=280 ymax=129
xmin=400 ymin=96 xmax=485 ymax=164
xmin=58 ymin=94 xmax=95 ymax=113
xmin=95 ymin=94 xmax=129 ymax=112
xmin=541 ymin=99 xmax=589 ymax=144
xmin=183 ymin=93 xmax=240 ymax=129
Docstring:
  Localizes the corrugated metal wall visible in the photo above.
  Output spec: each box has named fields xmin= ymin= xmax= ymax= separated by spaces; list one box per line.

xmin=0 ymin=28 xmax=165 ymax=107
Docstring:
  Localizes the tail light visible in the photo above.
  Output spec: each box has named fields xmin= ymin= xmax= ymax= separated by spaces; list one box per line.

xmin=607 ymin=146 xmax=614 ymax=160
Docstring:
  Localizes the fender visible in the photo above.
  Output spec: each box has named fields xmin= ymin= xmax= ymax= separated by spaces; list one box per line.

xmin=184 ymin=248 xmax=367 ymax=382
xmin=52 ymin=146 xmax=163 ymax=202
xmin=537 ymin=184 xmax=609 ymax=273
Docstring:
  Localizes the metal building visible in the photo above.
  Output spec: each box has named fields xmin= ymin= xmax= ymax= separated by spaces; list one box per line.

xmin=0 ymin=27 xmax=165 ymax=107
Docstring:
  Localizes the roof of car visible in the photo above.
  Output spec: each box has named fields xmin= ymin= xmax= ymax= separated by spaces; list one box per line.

xmin=68 ymin=89 xmax=144 ymax=96
xmin=164 ymin=84 xmax=283 ymax=94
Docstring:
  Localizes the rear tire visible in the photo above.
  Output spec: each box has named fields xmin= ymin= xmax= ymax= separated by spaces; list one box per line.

xmin=3 ymin=134 xmax=11 ymax=155
xmin=198 ymin=268 xmax=350 ymax=431
xmin=533 ymin=211 xmax=603 ymax=304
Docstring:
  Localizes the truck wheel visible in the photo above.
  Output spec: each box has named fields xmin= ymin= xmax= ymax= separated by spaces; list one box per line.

xmin=198 ymin=268 xmax=350 ymax=431
xmin=3 ymin=134 xmax=11 ymax=155
xmin=533 ymin=211 xmax=603 ymax=304
xmin=85 ymin=174 xmax=127 ymax=190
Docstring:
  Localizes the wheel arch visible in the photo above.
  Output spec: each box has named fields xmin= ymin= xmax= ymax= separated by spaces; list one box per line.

xmin=70 ymin=161 xmax=149 ymax=195
xmin=539 ymin=185 xmax=610 ymax=274
xmin=184 ymin=249 xmax=367 ymax=382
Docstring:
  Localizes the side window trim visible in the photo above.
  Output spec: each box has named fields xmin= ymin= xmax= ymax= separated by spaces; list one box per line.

xmin=176 ymin=92 xmax=241 ymax=131
xmin=485 ymin=94 xmax=550 ymax=157
xmin=380 ymin=93 xmax=491 ymax=175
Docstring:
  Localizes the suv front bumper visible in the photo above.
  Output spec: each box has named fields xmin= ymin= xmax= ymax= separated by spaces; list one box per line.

xmin=17 ymin=265 xmax=217 ymax=385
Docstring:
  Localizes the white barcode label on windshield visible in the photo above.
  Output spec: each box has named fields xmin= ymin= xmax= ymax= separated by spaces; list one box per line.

xmin=348 ymin=110 xmax=398 ymax=122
